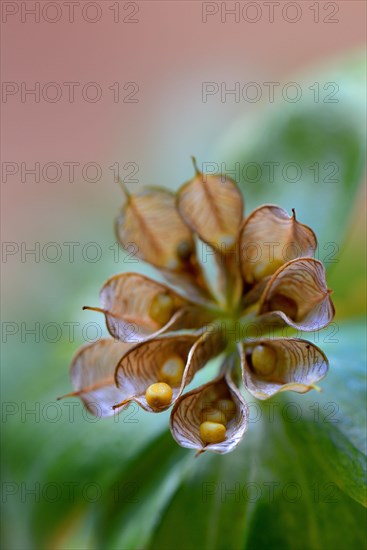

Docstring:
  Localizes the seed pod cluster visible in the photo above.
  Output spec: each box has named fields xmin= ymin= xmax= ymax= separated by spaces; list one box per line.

xmin=64 ymin=159 xmax=334 ymax=454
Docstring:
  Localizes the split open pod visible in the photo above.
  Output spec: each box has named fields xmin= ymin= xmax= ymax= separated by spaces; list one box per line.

xmin=64 ymin=339 xmax=132 ymax=417
xmin=239 ymin=338 xmax=328 ymax=399
xmin=113 ymin=330 xmax=227 ymax=413
xmin=259 ymin=257 xmax=335 ymax=331
xmin=239 ymin=205 xmax=317 ymax=285
xmin=170 ymin=369 xmax=249 ymax=454
xmin=84 ymin=272 xmax=214 ymax=343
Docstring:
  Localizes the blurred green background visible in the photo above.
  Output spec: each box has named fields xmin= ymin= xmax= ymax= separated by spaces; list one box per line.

xmin=2 ymin=48 xmax=367 ymax=550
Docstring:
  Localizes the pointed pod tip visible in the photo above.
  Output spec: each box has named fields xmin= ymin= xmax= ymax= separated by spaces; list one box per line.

xmin=191 ymin=156 xmax=201 ymax=176
xmin=112 ymin=398 xmax=131 ymax=410
xmin=291 ymin=208 xmax=297 ymax=220
xmin=56 ymin=390 xmax=80 ymax=400
xmin=82 ymin=306 xmax=107 ymax=315
xmin=117 ymin=176 xmax=131 ymax=199
xmin=195 ymin=448 xmax=206 ymax=458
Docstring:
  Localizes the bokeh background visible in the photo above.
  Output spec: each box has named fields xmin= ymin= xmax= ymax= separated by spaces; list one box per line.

xmin=2 ymin=1 xmax=366 ymax=549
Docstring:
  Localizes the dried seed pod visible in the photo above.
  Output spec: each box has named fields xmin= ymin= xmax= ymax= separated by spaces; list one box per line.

xmin=85 ymin=273 xmax=209 ymax=343
xmin=240 ymin=338 xmax=328 ymax=399
xmin=239 ymin=205 xmax=317 ymax=285
xmin=159 ymin=269 xmax=215 ymax=306
xmin=114 ymin=329 xmax=226 ymax=413
xmin=170 ymin=373 xmax=249 ymax=454
xmin=259 ymin=257 xmax=335 ymax=331
xmin=64 ymin=339 xmax=132 ymax=416
xmin=177 ymin=159 xmax=243 ymax=253
xmin=116 ymin=186 xmax=196 ymax=271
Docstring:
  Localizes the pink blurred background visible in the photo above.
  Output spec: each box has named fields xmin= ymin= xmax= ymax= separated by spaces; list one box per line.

xmin=2 ymin=0 xmax=366 ymax=319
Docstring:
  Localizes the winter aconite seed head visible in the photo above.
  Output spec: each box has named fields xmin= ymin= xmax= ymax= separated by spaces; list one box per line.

xmin=149 ymin=293 xmax=175 ymax=326
xmin=201 ymin=407 xmax=227 ymax=425
xmin=160 ymin=355 xmax=185 ymax=386
xmin=145 ymin=382 xmax=173 ymax=409
xmin=216 ymin=398 xmax=236 ymax=420
xmin=251 ymin=345 xmax=277 ymax=376
xmin=67 ymin=161 xmax=334 ymax=455
xmin=200 ymin=421 xmax=226 ymax=444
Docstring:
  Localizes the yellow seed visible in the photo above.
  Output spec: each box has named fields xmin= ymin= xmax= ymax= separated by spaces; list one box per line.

xmin=201 ymin=407 xmax=227 ymax=425
xmin=177 ymin=240 xmax=193 ymax=261
xmin=145 ymin=382 xmax=173 ymax=409
xmin=165 ymin=257 xmax=180 ymax=270
xmin=160 ymin=355 xmax=185 ymax=386
xmin=200 ymin=421 xmax=226 ymax=444
xmin=251 ymin=345 xmax=277 ymax=376
xmin=216 ymin=398 xmax=236 ymax=420
xmin=149 ymin=293 xmax=175 ymax=326
xmin=252 ymin=258 xmax=284 ymax=282
xmin=217 ymin=233 xmax=235 ymax=250
xmin=209 ymin=383 xmax=228 ymax=401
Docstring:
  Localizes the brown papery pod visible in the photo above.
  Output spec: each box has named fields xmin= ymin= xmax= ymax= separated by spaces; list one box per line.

xmin=259 ymin=257 xmax=335 ymax=331
xmin=115 ymin=185 xmax=196 ymax=272
xmin=84 ymin=273 xmax=209 ymax=343
xmin=177 ymin=159 xmax=243 ymax=254
xmin=61 ymin=339 xmax=132 ymax=417
xmin=239 ymin=338 xmax=328 ymax=399
xmin=239 ymin=205 xmax=317 ymax=285
xmin=113 ymin=329 xmax=227 ymax=413
xmin=159 ymin=268 xmax=218 ymax=306
xmin=170 ymin=372 xmax=249 ymax=454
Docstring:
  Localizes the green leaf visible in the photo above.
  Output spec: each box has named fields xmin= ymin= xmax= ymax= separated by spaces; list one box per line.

xmin=95 ymin=430 xmax=192 ymax=549
xmin=283 ymin=320 xmax=367 ymax=506
xmin=149 ymin=424 xmax=366 ymax=550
